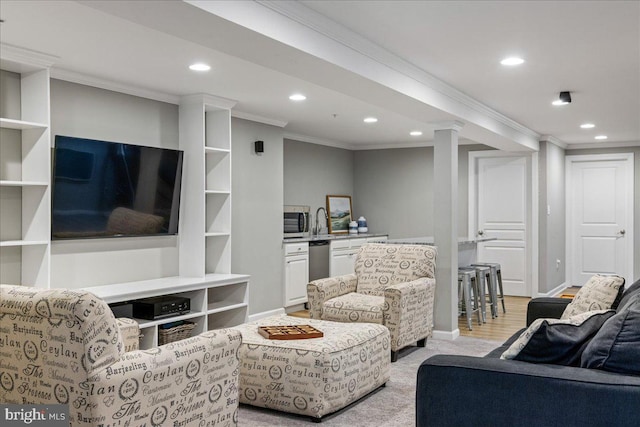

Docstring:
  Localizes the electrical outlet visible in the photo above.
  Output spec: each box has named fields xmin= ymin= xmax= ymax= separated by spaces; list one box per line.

xmin=556 ymin=259 xmax=561 ymax=270
xmin=547 ymin=205 xmax=551 ymax=216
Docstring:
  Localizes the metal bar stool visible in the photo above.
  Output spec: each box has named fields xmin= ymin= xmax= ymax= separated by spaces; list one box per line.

xmin=458 ymin=267 xmax=482 ymax=330
xmin=472 ymin=262 xmax=506 ymax=314
xmin=470 ymin=265 xmax=491 ymax=322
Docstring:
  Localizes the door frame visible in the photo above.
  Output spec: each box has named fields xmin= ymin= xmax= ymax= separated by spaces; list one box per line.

xmin=565 ymin=153 xmax=634 ymax=285
xmin=468 ymin=150 xmax=539 ymax=297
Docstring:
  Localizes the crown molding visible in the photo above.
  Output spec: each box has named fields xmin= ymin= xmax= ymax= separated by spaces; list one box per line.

xmin=257 ymin=1 xmax=540 ymax=143
xmin=52 ymin=68 xmax=180 ymax=104
xmin=232 ymin=110 xmax=287 ymax=128
xmin=180 ymin=93 xmax=237 ymax=110
xmin=539 ymin=135 xmax=568 ymax=149
xmin=565 ymin=140 xmax=640 ymax=150
xmin=433 ymin=120 xmax=465 ymax=133
xmin=0 ymin=43 xmax=58 ymax=71
xmin=283 ymin=132 xmax=354 ymax=150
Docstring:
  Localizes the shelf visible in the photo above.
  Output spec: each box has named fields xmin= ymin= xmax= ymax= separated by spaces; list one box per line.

xmin=134 ymin=311 xmax=205 ymax=329
xmin=0 ymin=118 xmax=48 ymax=130
xmin=205 ymin=146 xmax=230 ymax=155
xmin=205 ymin=190 xmax=231 ymax=195
xmin=205 ymin=232 xmax=230 ymax=237
xmin=207 ymin=301 xmax=248 ymax=314
xmin=0 ymin=240 xmax=49 ymax=247
xmin=83 ymin=273 xmax=250 ymax=304
xmin=0 ymin=180 xmax=48 ymax=187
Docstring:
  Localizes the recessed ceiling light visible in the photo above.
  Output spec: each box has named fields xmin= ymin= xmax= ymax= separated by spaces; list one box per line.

xmin=363 ymin=117 xmax=378 ymax=123
xmin=289 ymin=93 xmax=306 ymax=101
xmin=580 ymin=123 xmax=595 ymax=129
xmin=500 ymin=57 xmax=524 ymax=66
xmin=189 ymin=63 xmax=211 ymax=71
xmin=410 ymin=131 xmax=423 ymax=136
xmin=594 ymin=135 xmax=608 ymax=140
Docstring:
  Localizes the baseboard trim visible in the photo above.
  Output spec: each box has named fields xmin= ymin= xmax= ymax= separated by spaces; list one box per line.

xmin=432 ymin=328 xmax=460 ymax=341
xmin=537 ymin=282 xmax=567 ymax=298
xmin=248 ymin=308 xmax=286 ymax=322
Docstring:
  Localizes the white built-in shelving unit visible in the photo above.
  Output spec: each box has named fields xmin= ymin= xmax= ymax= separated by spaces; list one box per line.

xmin=0 ymin=46 xmax=249 ymax=348
xmin=0 ymin=45 xmax=55 ymax=288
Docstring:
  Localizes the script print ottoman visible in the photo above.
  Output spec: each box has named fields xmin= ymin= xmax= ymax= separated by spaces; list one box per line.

xmin=233 ymin=315 xmax=390 ymax=420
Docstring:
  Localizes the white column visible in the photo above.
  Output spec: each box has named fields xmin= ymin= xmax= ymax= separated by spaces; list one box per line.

xmin=433 ymin=121 xmax=464 ymax=339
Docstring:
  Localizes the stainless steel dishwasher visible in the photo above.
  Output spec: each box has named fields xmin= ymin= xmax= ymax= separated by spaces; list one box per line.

xmin=309 ymin=240 xmax=330 ymax=281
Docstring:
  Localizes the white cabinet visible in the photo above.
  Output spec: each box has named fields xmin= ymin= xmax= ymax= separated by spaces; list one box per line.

xmin=284 ymin=242 xmax=309 ymax=307
xmin=85 ymin=274 xmax=249 ymax=349
xmin=0 ymin=47 xmax=55 ymax=288
xmin=330 ymin=238 xmax=365 ymax=277
xmin=329 ymin=236 xmax=388 ymax=277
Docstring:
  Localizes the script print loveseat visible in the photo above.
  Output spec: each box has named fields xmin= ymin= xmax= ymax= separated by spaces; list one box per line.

xmin=308 ymin=243 xmax=437 ymax=361
xmin=0 ymin=284 xmax=242 ymax=427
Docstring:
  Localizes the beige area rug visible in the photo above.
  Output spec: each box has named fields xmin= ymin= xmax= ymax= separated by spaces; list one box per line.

xmin=237 ymin=336 xmax=501 ymax=427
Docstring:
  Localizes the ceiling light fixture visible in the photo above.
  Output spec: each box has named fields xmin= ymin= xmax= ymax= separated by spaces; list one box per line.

xmin=594 ymin=135 xmax=608 ymax=140
xmin=410 ymin=131 xmax=423 ymax=136
xmin=580 ymin=123 xmax=595 ymax=129
xmin=500 ymin=57 xmax=524 ymax=66
xmin=189 ymin=63 xmax=211 ymax=72
xmin=363 ymin=117 xmax=378 ymax=123
xmin=289 ymin=93 xmax=306 ymax=101
xmin=552 ymin=91 xmax=572 ymax=106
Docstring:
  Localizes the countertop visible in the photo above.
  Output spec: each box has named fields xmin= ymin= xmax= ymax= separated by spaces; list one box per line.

xmin=283 ymin=233 xmax=388 ymax=243
xmin=387 ymin=236 xmax=497 ymax=246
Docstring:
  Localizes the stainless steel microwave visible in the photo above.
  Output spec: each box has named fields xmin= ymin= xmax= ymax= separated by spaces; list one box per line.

xmin=284 ymin=205 xmax=310 ymax=238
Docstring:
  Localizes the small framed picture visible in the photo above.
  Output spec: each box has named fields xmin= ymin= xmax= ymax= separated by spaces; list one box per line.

xmin=326 ymin=195 xmax=353 ymax=234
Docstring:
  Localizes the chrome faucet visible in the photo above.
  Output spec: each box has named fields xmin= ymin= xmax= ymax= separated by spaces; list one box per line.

xmin=314 ymin=207 xmax=328 ymax=236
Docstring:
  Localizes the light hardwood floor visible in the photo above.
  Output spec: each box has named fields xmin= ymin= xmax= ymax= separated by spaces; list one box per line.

xmin=290 ymin=289 xmax=575 ymax=343
xmin=458 ymin=295 xmax=529 ymax=341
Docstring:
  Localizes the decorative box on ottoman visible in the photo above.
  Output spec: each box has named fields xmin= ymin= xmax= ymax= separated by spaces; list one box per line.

xmin=233 ymin=315 xmax=391 ymax=420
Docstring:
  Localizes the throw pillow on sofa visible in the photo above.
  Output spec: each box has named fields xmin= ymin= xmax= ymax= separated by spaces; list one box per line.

xmin=561 ymin=275 xmax=624 ymax=319
xmin=581 ymin=293 xmax=640 ymax=375
xmin=501 ymin=309 xmax=616 ymax=365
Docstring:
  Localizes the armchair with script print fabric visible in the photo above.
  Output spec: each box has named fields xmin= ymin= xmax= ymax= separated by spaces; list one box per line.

xmin=307 ymin=243 xmax=437 ymax=361
xmin=0 ymin=284 xmax=241 ymax=427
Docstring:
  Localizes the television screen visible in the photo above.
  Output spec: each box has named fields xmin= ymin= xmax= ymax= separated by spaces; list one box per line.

xmin=52 ymin=135 xmax=183 ymax=239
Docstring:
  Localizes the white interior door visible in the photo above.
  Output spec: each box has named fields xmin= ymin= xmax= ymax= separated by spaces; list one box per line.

xmin=470 ymin=153 xmax=533 ymax=297
xmin=566 ymin=154 xmax=634 ymax=286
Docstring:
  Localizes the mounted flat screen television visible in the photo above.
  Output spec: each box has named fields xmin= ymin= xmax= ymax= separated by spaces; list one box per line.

xmin=51 ymin=135 xmax=183 ymax=240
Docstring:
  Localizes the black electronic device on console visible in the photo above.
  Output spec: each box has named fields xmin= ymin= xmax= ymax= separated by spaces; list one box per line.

xmin=132 ymin=296 xmax=190 ymax=320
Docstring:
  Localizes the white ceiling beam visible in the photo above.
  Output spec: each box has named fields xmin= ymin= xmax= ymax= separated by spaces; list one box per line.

xmin=186 ymin=0 xmax=540 ymax=151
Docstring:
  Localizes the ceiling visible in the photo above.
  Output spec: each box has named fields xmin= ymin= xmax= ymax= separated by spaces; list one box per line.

xmin=1 ymin=0 xmax=638 ymax=151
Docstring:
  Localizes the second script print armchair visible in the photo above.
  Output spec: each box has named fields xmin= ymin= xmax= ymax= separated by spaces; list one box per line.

xmin=307 ymin=243 xmax=437 ymax=362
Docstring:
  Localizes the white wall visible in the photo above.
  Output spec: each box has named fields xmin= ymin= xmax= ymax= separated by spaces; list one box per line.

xmin=283 ymin=139 xmax=354 ymax=219
xmin=353 ymin=144 xmax=491 ymax=238
xmin=49 ymin=79 xmax=180 ymax=288
xmin=232 ymin=118 xmax=284 ymax=315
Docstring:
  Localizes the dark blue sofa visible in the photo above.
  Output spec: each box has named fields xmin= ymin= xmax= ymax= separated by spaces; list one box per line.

xmin=416 ymin=281 xmax=640 ymax=427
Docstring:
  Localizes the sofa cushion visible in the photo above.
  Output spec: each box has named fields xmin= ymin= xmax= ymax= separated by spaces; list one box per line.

xmin=581 ymin=293 xmax=640 ymax=375
xmin=561 ymin=275 xmax=624 ymax=319
xmin=322 ymin=293 xmax=385 ymax=323
xmin=615 ymin=277 xmax=640 ymax=312
xmin=501 ymin=310 xmax=615 ymax=365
